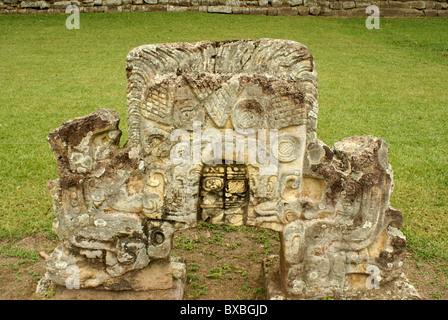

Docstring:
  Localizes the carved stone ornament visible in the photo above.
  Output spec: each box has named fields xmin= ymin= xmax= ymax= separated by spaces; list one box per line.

xmin=38 ymin=39 xmax=420 ymax=300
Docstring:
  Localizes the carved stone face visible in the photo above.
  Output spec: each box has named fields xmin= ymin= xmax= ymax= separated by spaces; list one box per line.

xmin=43 ymin=40 xmax=411 ymax=300
xmin=137 ymin=73 xmax=309 ymax=229
xmin=141 ymin=128 xmax=171 ymax=159
xmin=90 ymin=129 xmax=121 ymax=161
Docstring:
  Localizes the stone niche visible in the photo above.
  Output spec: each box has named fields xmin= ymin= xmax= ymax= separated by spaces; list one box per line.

xmin=38 ymin=39 xmax=419 ymax=300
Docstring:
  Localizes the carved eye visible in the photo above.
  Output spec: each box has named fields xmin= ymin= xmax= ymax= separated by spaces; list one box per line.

xmin=276 ymin=135 xmax=300 ymax=162
xmin=151 ymin=229 xmax=165 ymax=246
xmin=284 ymin=210 xmax=298 ymax=223
xmin=147 ymin=134 xmax=164 ymax=146
xmin=232 ymin=99 xmax=263 ymax=131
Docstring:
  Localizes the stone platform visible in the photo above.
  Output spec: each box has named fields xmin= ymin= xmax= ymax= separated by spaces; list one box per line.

xmin=36 ymin=257 xmax=186 ymax=300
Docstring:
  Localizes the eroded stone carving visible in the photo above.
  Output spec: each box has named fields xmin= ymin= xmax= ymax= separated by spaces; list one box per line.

xmin=39 ymin=39 xmax=419 ymax=299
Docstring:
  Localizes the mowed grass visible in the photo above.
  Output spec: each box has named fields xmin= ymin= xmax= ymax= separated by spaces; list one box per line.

xmin=0 ymin=13 xmax=447 ymax=262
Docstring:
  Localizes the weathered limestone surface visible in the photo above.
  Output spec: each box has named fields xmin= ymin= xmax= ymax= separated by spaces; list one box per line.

xmin=39 ymin=39 xmax=419 ymax=300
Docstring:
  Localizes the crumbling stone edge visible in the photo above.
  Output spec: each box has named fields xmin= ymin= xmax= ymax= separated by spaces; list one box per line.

xmin=261 ymin=255 xmax=421 ymax=300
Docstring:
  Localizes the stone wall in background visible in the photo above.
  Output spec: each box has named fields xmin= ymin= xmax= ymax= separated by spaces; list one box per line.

xmin=1 ymin=0 xmax=447 ymax=17
xmin=36 ymin=39 xmax=421 ymax=300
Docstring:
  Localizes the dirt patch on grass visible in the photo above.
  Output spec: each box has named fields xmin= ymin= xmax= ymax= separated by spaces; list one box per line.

xmin=0 ymin=234 xmax=56 ymax=300
xmin=0 ymin=229 xmax=446 ymax=300
xmin=171 ymin=225 xmax=278 ymax=300
xmin=403 ymin=254 xmax=448 ymax=300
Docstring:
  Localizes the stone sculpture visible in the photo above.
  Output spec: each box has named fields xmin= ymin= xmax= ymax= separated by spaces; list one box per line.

xmin=38 ymin=39 xmax=419 ymax=299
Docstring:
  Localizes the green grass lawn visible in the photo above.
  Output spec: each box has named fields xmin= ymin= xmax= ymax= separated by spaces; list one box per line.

xmin=0 ymin=12 xmax=447 ymax=263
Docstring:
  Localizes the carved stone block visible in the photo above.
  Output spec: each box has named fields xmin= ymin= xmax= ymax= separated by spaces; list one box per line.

xmin=39 ymin=39 xmax=419 ymax=300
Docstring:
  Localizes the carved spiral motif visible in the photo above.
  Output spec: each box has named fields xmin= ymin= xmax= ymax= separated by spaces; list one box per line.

xmin=232 ymin=99 xmax=264 ymax=131
xmin=277 ymin=135 xmax=301 ymax=162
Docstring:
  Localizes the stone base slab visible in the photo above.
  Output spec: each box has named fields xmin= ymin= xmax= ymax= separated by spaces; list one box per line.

xmin=262 ymin=255 xmax=421 ymax=300
xmin=46 ymin=278 xmax=184 ymax=300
